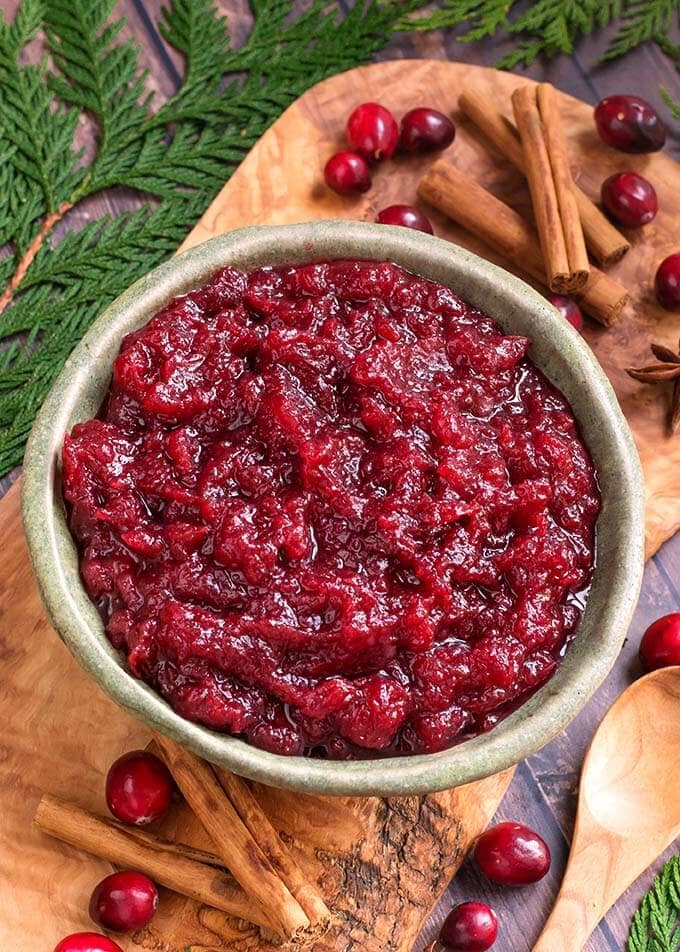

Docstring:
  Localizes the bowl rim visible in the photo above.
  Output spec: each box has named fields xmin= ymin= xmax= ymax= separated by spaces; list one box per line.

xmin=21 ymin=220 xmax=645 ymax=796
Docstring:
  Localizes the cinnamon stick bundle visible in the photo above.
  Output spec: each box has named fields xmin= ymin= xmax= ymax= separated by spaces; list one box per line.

xmin=147 ymin=735 xmax=329 ymax=930
xmin=512 ymin=84 xmax=589 ymax=293
xmin=153 ymin=733 xmax=326 ymax=942
xmin=417 ymin=160 xmax=628 ymax=327
xmin=34 ymin=795 xmax=270 ymax=930
xmin=458 ymin=87 xmax=630 ymax=269
xmin=214 ymin=765 xmax=331 ymax=930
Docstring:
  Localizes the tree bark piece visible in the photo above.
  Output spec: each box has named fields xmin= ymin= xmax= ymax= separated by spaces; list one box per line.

xmin=152 ymin=733 xmax=314 ymax=942
xmin=417 ymin=160 xmax=628 ymax=326
xmin=458 ymin=87 xmax=629 ymax=267
xmin=512 ymin=84 xmax=588 ymax=293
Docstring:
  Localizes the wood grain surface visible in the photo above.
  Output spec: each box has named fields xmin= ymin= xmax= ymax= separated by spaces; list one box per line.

xmin=1 ymin=3 xmax=680 ymax=950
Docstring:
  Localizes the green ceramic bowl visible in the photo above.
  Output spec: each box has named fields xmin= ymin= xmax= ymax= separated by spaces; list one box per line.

xmin=22 ymin=221 xmax=645 ymax=796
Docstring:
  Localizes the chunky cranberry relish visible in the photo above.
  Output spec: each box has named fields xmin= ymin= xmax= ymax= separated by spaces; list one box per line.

xmin=62 ymin=261 xmax=599 ymax=758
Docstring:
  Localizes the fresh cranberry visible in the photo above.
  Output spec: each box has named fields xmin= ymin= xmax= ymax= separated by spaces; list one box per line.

xmin=601 ymin=172 xmax=658 ymax=228
xmin=324 ymin=151 xmax=371 ymax=196
xmin=546 ymin=293 xmax=584 ymax=331
xmin=655 ymin=254 xmax=680 ymax=311
xmin=346 ymin=102 xmax=399 ymax=161
xmin=105 ymin=749 xmax=174 ymax=825
xmin=376 ymin=204 xmax=433 ymax=234
xmin=639 ymin=613 xmax=680 ymax=672
xmin=440 ymin=902 xmax=498 ymax=951
xmin=90 ymin=871 xmax=159 ymax=932
xmin=473 ymin=822 xmax=551 ymax=885
xmin=399 ymin=107 xmax=455 ymax=153
xmin=594 ymin=95 xmax=666 ymax=153
xmin=54 ymin=935 xmax=124 ymax=952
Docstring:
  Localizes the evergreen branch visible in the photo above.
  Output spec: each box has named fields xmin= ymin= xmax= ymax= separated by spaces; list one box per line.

xmin=0 ymin=2 xmax=82 ymax=310
xmin=44 ymin=0 xmax=153 ymax=193
xmin=396 ymin=0 xmax=677 ymax=69
xmin=0 ymin=201 xmax=72 ymax=314
xmin=627 ymin=856 xmax=680 ymax=952
xmin=494 ymin=0 xmax=616 ymax=68
xmin=604 ymin=0 xmax=680 ymax=61
xmin=395 ymin=0 xmax=509 ymax=39
xmin=0 ymin=0 xmax=431 ymax=475
xmin=657 ymin=36 xmax=680 ymax=71
xmin=662 ymin=87 xmax=680 ymax=121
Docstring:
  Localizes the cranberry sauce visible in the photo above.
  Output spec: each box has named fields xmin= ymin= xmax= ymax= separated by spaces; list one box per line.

xmin=62 ymin=261 xmax=600 ymax=758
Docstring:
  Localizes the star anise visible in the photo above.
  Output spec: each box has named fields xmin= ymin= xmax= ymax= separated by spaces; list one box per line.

xmin=626 ymin=338 xmax=680 ymax=435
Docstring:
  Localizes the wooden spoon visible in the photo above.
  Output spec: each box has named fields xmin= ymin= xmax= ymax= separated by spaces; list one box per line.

xmin=534 ymin=666 xmax=680 ymax=951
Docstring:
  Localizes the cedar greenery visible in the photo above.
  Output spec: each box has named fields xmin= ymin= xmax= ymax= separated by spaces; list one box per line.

xmin=0 ymin=0 xmax=428 ymax=476
xmin=628 ymin=856 xmax=680 ymax=952
xmin=399 ymin=0 xmax=680 ymax=73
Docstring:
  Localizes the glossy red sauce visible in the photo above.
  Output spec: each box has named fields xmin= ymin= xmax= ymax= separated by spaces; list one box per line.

xmin=62 ymin=261 xmax=599 ymax=757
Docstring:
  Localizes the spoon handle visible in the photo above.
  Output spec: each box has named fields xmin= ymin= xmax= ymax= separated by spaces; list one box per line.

xmin=532 ymin=830 xmax=611 ymax=952
xmin=533 ymin=817 xmax=680 ymax=951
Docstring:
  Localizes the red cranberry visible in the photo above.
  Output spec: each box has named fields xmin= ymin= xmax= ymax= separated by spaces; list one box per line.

xmin=346 ymin=102 xmax=399 ymax=161
xmin=90 ymin=870 xmax=159 ymax=932
xmin=376 ymin=204 xmax=433 ymax=234
xmin=639 ymin=613 xmax=680 ymax=672
xmin=54 ymin=935 xmax=124 ymax=952
xmin=594 ymin=95 xmax=666 ymax=153
xmin=546 ymin=293 xmax=584 ymax=331
xmin=440 ymin=902 xmax=498 ymax=951
xmin=655 ymin=254 xmax=680 ymax=311
xmin=399 ymin=107 xmax=455 ymax=154
xmin=105 ymin=749 xmax=174 ymax=826
xmin=601 ymin=171 xmax=658 ymax=228
xmin=324 ymin=151 xmax=371 ymax=196
xmin=473 ymin=822 xmax=551 ymax=885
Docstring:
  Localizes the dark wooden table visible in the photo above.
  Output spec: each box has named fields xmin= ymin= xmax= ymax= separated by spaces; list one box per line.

xmin=4 ymin=2 xmax=679 ymax=949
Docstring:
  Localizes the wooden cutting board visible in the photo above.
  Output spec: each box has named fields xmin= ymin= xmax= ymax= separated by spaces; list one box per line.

xmin=2 ymin=60 xmax=679 ymax=952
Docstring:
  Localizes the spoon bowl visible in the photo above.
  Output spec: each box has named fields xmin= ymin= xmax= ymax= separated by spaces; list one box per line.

xmin=534 ymin=666 xmax=680 ymax=950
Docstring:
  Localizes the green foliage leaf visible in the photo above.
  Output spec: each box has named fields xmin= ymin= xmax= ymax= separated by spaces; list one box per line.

xmin=628 ymin=856 xmax=680 ymax=952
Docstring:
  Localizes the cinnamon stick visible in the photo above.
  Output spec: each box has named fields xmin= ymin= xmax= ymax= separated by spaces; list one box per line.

xmin=34 ymin=794 xmax=270 ymax=930
xmin=417 ymin=160 xmax=628 ymax=327
xmin=537 ymin=83 xmax=590 ymax=285
xmin=214 ymin=766 xmax=332 ymax=931
xmin=459 ymin=87 xmax=629 ymax=268
xmin=512 ymin=84 xmax=588 ymax=294
xmin=152 ymin=733 xmax=313 ymax=941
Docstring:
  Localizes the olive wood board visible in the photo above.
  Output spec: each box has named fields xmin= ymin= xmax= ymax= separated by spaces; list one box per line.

xmin=0 ymin=60 xmax=678 ymax=952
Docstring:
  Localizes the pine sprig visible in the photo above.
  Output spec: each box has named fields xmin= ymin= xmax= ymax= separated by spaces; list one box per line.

xmin=628 ymin=856 xmax=680 ymax=952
